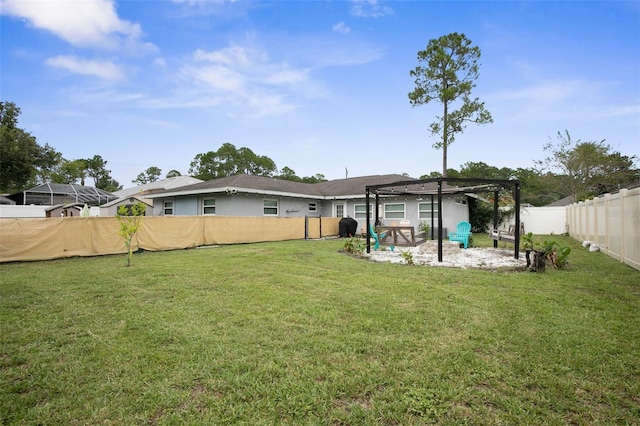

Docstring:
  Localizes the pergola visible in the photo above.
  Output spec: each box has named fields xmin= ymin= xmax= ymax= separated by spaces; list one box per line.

xmin=365 ymin=177 xmax=521 ymax=262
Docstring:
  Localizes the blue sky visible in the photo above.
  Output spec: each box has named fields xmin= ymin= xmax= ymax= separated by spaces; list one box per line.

xmin=2 ymin=0 xmax=639 ymax=188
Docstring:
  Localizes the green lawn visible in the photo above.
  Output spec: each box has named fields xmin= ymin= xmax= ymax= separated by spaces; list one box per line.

xmin=1 ymin=235 xmax=639 ymax=424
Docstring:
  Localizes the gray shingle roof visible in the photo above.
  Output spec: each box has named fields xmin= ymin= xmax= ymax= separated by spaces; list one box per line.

xmin=147 ymin=173 xmax=419 ymax=199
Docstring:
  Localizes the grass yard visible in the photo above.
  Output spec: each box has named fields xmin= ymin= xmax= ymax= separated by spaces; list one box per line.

xmin=1 ymin=235 xmax=639 ymax=424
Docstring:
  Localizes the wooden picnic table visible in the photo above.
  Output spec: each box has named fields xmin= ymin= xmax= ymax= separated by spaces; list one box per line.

xmin=378 ymin=226 xmax=419 ymax=247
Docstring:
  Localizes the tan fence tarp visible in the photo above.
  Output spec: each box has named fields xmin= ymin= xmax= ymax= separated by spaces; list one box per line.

xmin=0 ymin=216 xmax=340 ymax=263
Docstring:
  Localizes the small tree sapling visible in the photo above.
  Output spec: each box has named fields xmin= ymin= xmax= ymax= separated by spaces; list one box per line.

xmin=116 ymin=202 xmax=146 ymax=267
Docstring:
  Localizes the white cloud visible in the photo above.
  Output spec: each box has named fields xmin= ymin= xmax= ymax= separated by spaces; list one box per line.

xmin=45 ymin=55 xmax=125 ymax=80
xmin=350 ymin=0 xmax=393 ymax=18
xmin=494 ymin=80 xmax=587 ymax=103
xmin=179 ymin=44 xmax=313 ymax=117
xmin=154 ymin=57 xmax=167 ymax=68
xmin=0 ymin=0 xmax=155 ymax=52
xmin=332 ymin=22 xmax=350 ymax=34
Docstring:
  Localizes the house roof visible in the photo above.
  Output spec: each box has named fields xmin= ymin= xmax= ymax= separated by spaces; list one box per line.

xmin=145 ymin=173 xmax=419 ymax=200
xmin=100 ymin=195 xmax=154 ymax=208
xmin=113 ymin=176 xmax=204 ymax=198
xmin=545 ymin=195 xmax=577 ymax=207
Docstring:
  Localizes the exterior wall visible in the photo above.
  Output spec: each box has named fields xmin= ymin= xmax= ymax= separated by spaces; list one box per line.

xmin=153 ymin=193 xmax=324 ymax=218
xmin=150 ymin=193 xmax=470 ymax=238
xmin=329 ymin=196 xmax=468 ymax=236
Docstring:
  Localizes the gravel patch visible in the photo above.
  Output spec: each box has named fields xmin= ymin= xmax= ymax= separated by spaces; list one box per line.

xmin=367 ymin=246 xmax=527 ymax=269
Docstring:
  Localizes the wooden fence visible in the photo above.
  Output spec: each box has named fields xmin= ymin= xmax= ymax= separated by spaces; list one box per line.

xmin=567 ymin=187 xmax=640 ymax=271
xmin=0 ymin=216 xmax=341 ymax=263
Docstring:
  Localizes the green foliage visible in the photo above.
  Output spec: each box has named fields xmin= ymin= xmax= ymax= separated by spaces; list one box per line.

xmin=400 ymin=250 xmax=414 ymax=265
xmin=409 ymin=32 xmax=493 ymax=176
xmin=521 ymin=232 xmax=571 ymax=271
xmin=276 ymin=167 xmax=327 ymax=183
xmin=116 ymin=202 xmax=146 ymax=267
xmin=418 ymin=221 xmax=430 ymax=236
xmin=133 ymin=166 xmax=162 ymax=185
xmin=342 ymin=236 xmax=365 ymax=256
xmin=165 ymin=169 xmax=182 ymax=178
xmin=467 ymin=197 xmax=492 ymax=232
xmin=538 ymin=130 xmax=639 ymax=200
xmin=0 ymin=101 xmax=61 ymax=192
xmin=189 ymin=142 xmax=278 ymax=180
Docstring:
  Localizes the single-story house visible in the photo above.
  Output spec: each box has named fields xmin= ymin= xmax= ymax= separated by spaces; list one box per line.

xmin=45 ymin=203 xmax=100 ymax=218
xmin=97 ymin=176 xmax=204 ymax=217
xmin=145 ymin=173 xmax=471 ymax=236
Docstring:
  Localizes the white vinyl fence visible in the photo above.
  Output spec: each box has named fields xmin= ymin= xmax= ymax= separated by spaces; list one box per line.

xmin=567 ymin=187 xmax=640 ymax=271
xmin=518 ymin=206 xmax=567 ymax=235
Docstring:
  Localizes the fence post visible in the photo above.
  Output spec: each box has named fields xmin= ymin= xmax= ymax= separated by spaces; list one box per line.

xmin=604 ymin=193 xmax=610 ymax=255
xmin=620 ymin=189 xmax=627 ymax=263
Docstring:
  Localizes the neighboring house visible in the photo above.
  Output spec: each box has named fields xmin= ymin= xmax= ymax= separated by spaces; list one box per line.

xmin=546 ymin=195 xmax=577 ymax=207
xmin=6 ymin=183 xmax=117 ymax=206
xmin=101 ymin=176 xmax=204 ymax=217
xmin=46 ymin=203 xmax=82 ymax=218
xmin=145 ymin=174 xmax=470 ymax=235
xmin=99 ymin=196 xmax=153 ymax=217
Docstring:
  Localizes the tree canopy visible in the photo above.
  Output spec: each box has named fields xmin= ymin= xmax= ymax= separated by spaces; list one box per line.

xmin=189 ymin=143 xmax=278 ymax=180
xmin=409 ymin=32 xmax=493 ymax=177
xmin=0 ymin=102 xmax=60 ymax=193
xmin=538 ymin=130 xmax=639 ymax=201
xmin=133 ymin=167 xmax=162 ymax=185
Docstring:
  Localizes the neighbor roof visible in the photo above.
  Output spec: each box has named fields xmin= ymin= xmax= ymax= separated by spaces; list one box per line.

xmin=113 ymin=176 xmax=204 ymax=199
xmin=8 ymin=183 xmax=117 ymax=205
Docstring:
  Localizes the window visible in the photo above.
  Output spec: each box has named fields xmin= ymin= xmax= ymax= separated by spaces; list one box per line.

xmin=455 ymin=196 xmax=467 ymax=205
xmin=419 ymin=201 xmax=438 ymax=219
xmin=163 ymin=201 xmax=174 ymax=216
xmin=263 ymin=199 xmax=278 ymax=216
xmin=308 ymin=202 xmax=317 ymax=213
xmin=354 ymin=204 xmax=372 ymax=219
xmin=203 ymin=198 xmax=216 ymax=215
xmin=384 ymin=203 xmax=405 ymax=219
xmin=334 ymin=203 xmax=345 ymax=218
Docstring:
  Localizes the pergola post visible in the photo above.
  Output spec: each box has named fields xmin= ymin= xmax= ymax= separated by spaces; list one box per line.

xmin=365 ymin=189 xmax=371 ymax=253
xmin=493 ymin=190 xmax=499 ymax=249
xmin=437 ymin=179 xmax=443 ymax=262
xmin=514 ymin=182 xmax=521 ymax=259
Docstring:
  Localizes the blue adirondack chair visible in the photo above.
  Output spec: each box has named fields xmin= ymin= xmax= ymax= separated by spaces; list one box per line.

xmin=369 ymin=224 xmax=387 ymax=251
xmin=448 ymin=221 xmax=472 ymax=249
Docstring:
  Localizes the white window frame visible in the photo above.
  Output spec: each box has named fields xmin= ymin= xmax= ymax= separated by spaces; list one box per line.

xmin=263 ymin=199 xmax=279 ymax=216
xmin=418 ymin=201 xmax=439 ymax=220
xmin=203 ymin=197 xmax=216 ymax=215
xmin=163 ymin=200 xmax=174 ymax=216
xmin=334 ymin=202 xmax=345 ymax=218
xmin=384 ymin=203 xmax=405 ymax=220
xmin=308 ymin=202 xmax=317 ymax=213
xmin=354 ymin=203 xmax=372 ymax=219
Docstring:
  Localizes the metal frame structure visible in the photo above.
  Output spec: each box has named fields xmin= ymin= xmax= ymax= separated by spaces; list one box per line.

xmin=365 ymin=177 xmax=521 ymax=262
